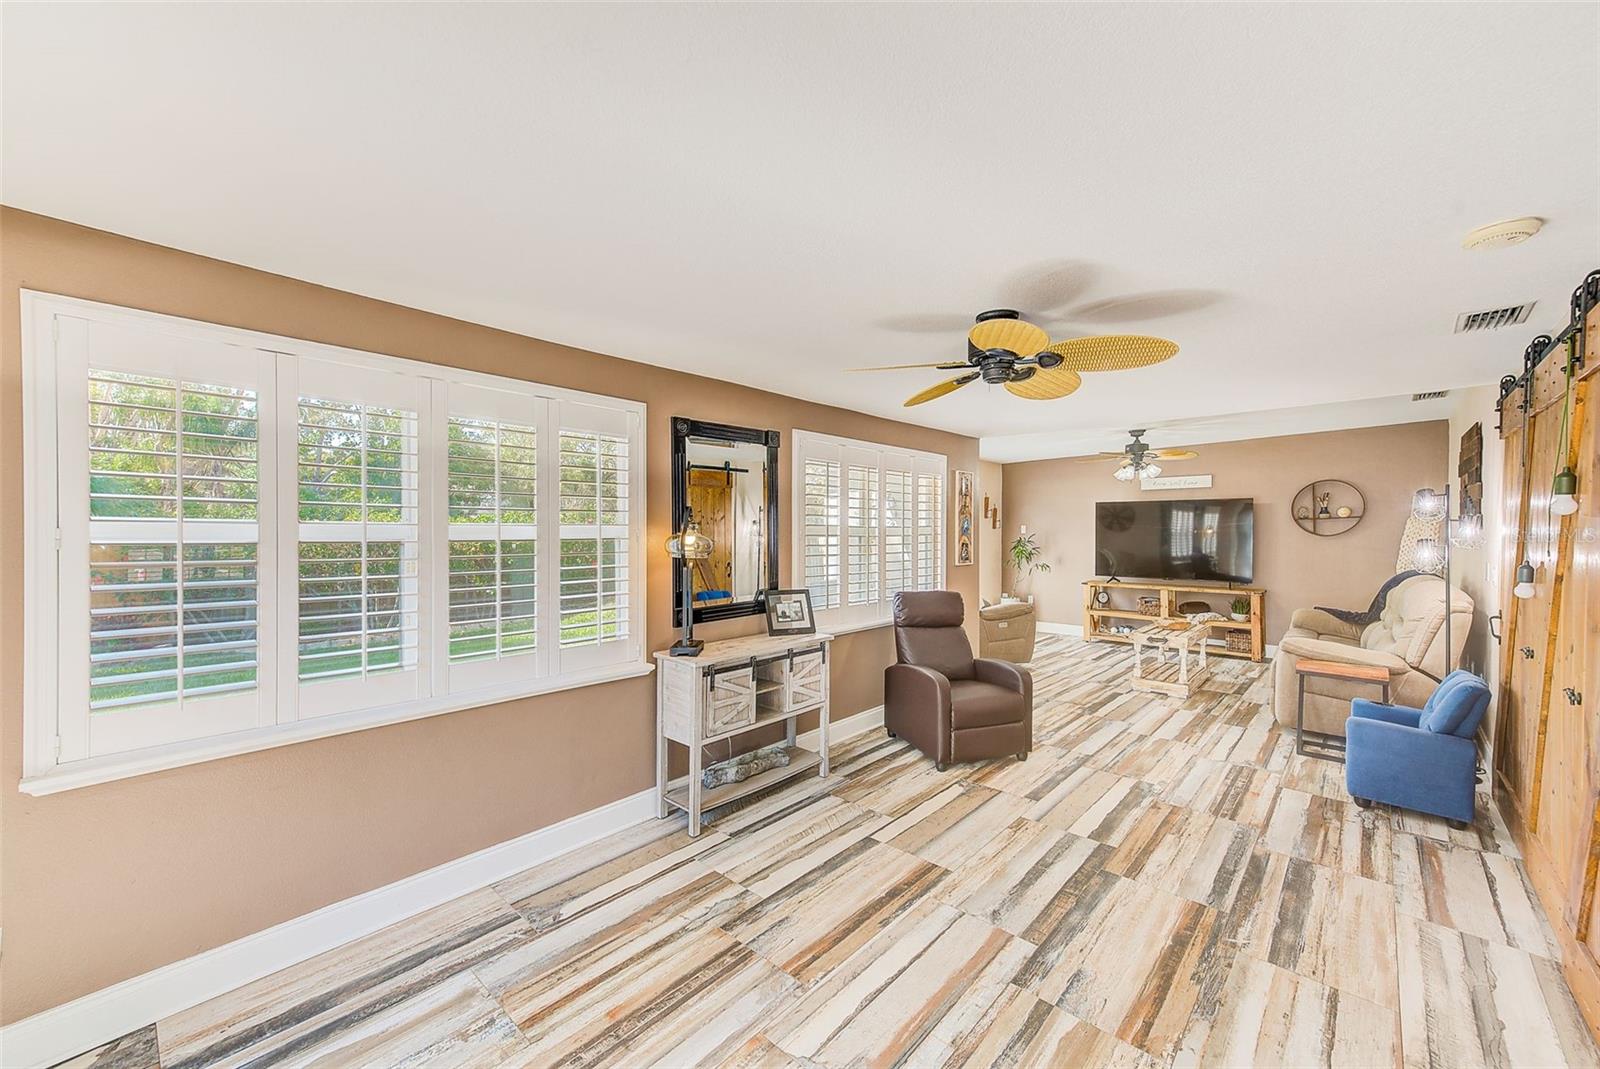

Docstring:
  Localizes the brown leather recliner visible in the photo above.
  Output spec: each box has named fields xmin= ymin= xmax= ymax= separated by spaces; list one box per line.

xmin=885 ymin=591 xmax=1033 ymax=771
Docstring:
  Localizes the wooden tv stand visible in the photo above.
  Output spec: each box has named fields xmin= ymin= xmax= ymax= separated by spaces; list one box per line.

xmin=1082 ymin=578 xmax=1265 ymax=662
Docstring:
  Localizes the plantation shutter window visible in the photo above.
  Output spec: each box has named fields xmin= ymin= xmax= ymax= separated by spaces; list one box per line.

xmin=55 ymin=318 xmax=276 ymax=761
xmin=26 ymin=293 xmax=647 ymax=793
xmin=556 ymin=401 xmax=640 ymax=674
xmin=845 ymin=452 xmax=880 ymax=608
xmin=290 ymin=359 xmax=425 ymax=719
xmin=439 ymin=383 xmax=548 ymax=693
xmin=792 ymin=431 xmax=947 ymax=631
xmin=882 ymin=458 xmax=915 ymax=599
xmin=915 ymin=463 xmax=945 ymax=590
xmin=802 ymin=455 xmax=842 ymax=611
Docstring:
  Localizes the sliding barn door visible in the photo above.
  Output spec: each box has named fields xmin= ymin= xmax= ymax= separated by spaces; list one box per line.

xmin=1496 ymin=305 xmax=1600 ymax=1037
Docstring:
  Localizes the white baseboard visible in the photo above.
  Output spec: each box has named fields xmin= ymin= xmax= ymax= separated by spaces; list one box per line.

xmin=798 ymin=703 xmax=884 ymax=750
xmin=1036 ymin=621 xmax=1083 ymax=637
xmin=0 ymin=702 xmax=891 ymax=1068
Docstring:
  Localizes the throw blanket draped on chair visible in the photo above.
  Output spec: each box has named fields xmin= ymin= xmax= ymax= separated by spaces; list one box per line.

xmin=1315 ymin=570 xmax=1427 ymax=627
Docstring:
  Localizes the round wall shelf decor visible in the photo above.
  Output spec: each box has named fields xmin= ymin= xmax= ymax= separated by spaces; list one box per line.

xmin=1292 ymin=479 xmax=1365 ymax=536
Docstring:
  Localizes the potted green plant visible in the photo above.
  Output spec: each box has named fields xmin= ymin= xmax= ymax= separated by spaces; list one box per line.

xmin=1008 ymin=531 xmax=1051 ymax=598
xmin=1230 ymin=596 xmax=1251 ymax=622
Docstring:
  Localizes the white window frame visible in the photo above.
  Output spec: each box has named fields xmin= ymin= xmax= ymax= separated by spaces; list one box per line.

xmin=21 ymin=291 xmax=649 ymax=795
xmin=791 ymin=429 xmax=947 ymax=633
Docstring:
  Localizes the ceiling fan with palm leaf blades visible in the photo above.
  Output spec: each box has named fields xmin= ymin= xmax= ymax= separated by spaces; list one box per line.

xmin=1077 ymin=429 xmax=1199 ymax=481
xmin=851 ymin=310 xmax=1179 ymax=407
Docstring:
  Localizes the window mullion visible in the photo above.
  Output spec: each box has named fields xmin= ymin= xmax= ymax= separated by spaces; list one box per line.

xmin=534 ymin=397 xmax=556 ymax=679
xmin=876 ymin=454 xmax=888 ymax=609
xmin=358 ymin=407 xmax=371 ymax=678
xmin=426 ymin=380 xmax=449 ymax=695
xmin=494 ymin=422 xmax=505 ymax=658
xmin=173 ymin=380 xmax=188 ymax=704
xmin=252 ymin=349 xmax=278 ymax=727
xmin=274 ymin=353 xmax=301 ymax=723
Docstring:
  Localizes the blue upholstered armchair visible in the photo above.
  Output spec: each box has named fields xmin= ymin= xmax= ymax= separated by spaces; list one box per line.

xmin=1345 ymin=670 xmax=1490 ymax=827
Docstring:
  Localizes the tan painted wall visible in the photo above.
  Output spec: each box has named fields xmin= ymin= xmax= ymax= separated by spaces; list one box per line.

xmin=1446 ymin=385 xmax=1505 ymax=754
xmin=0 ymin=208 xmax=982 ymax=1024
xmin=1000 ymin=422 xmax=1449 ymax=642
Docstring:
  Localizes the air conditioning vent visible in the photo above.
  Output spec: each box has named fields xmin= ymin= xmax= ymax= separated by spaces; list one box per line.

xmin=1454 ymin=303 xmax=1535 ymax=333
xmin=1412 ymin=391 xmax=1449 ymax=402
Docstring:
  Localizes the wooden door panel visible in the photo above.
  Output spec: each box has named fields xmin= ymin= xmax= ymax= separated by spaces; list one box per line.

xmin=688 ymin=470 xmax=735 ymax=607
xmin=1564 ymin=382 xmax=1600 ymax=956
xmin=1497 ymin=421 xmax=1534 ymax=801
xmin=1509 ymin=408 xmax=1562 ymax=820
xmin=1537 ymin=382 xmax=1593 ymax=925
xmin=1521 ymin=406 xmax=1562 ymax=827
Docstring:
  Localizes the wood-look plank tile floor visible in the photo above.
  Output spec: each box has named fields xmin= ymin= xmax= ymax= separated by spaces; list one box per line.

xmin=66 ymin=636 xmax=1600 ymax=1069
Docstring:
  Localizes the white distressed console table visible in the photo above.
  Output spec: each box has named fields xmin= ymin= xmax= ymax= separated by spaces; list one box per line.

xmin=654 ymin=631 xmax=832 ymax=836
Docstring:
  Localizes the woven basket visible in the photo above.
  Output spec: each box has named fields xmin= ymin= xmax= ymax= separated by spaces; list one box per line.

xmin=1225 ymin=631 xmax=1251 ymax=653
xmin=1177 ymin=600 xmax=1210 ymax=616
xmin=1136 ymin=595 xmax=1161 ymax=617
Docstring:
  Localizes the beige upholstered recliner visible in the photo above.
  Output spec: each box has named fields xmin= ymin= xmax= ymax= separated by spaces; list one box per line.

xmin=1273 ymin=575 xmax=1473 ymax=736
xmin=978 ymin=600 xmax=1038 ymax=663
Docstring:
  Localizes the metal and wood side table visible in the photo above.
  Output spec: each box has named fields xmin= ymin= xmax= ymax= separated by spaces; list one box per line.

xmin=1292 ymin=657 xmax=1391 ymax=763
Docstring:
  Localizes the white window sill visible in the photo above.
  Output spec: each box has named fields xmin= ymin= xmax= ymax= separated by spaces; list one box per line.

xmin=19 ymin=662 xmax=656 ymax=797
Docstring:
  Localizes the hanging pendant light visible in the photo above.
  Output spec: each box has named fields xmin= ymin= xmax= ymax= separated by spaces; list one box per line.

xmin=1549 ymin=329 xmax=1582 ymax=518
xmin=1513 ymin=560 xmax=1536 ymax=599
xmin=1551 ymin=467 xmax=1580 ymax=516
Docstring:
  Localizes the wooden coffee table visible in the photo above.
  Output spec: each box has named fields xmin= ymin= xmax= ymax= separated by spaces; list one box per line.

xmin=1130 ymin=621 xmax=1210 ymax=697
xmin=1292 ymin=657 xmax=1391 ymax=763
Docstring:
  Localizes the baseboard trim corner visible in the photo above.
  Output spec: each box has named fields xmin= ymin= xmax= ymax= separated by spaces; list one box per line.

xmin=1036 ymin=621 xmax=1084 ymax=637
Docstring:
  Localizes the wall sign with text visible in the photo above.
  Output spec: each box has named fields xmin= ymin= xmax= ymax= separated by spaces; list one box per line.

xmin=1140 ymin=473 xmax=1213 ymax=491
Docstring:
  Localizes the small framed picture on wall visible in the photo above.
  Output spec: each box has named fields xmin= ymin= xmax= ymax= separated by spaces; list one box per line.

xmin=764 ymin=588 xmax=816 ymax=636
xmin=954 ymin=469 xmax=974 ymax=566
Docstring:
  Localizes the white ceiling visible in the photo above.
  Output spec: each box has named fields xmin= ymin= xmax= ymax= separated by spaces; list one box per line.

xmin=3 ymin=3 xmax=1595 ymax=461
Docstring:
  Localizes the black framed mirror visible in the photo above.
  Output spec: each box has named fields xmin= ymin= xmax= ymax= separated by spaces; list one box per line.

xmin=671 ymin=417 xmax=781 ymax=626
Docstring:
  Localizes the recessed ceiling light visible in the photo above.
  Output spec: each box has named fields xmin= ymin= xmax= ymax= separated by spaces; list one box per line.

xmin=1462 ymin=217 xmax=1543 ymax=250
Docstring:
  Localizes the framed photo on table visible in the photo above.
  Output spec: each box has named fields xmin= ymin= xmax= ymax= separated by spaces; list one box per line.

xmin=764 ymin=589 xmax=816 ymax=636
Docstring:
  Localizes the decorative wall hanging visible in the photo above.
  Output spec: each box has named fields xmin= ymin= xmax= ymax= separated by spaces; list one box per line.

xmin=1291 ymin=479 xmax=1365 ymax=536
xmin=1140 ymin=473 xmax=1213 ymax=491
xmin=954 ymin=470 xmax=975 ymax=565
xmin=1458 ymin=421 xmax=1484 ymax=521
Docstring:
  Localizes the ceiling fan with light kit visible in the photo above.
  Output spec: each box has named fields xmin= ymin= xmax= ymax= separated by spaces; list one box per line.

xmin=851 ymin=309 xmax=1179 ymax=407
xmin=1078 ymin=428 xmax=1199 ymax=481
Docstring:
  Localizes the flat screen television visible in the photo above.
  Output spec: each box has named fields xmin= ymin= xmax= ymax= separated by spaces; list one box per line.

xmin=1094 ymin=498 xmax=1254 ymax=583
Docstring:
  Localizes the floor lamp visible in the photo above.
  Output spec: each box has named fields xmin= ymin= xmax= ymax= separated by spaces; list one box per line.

xmin=1410 ymin=485 xmax=1481 ymax=674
